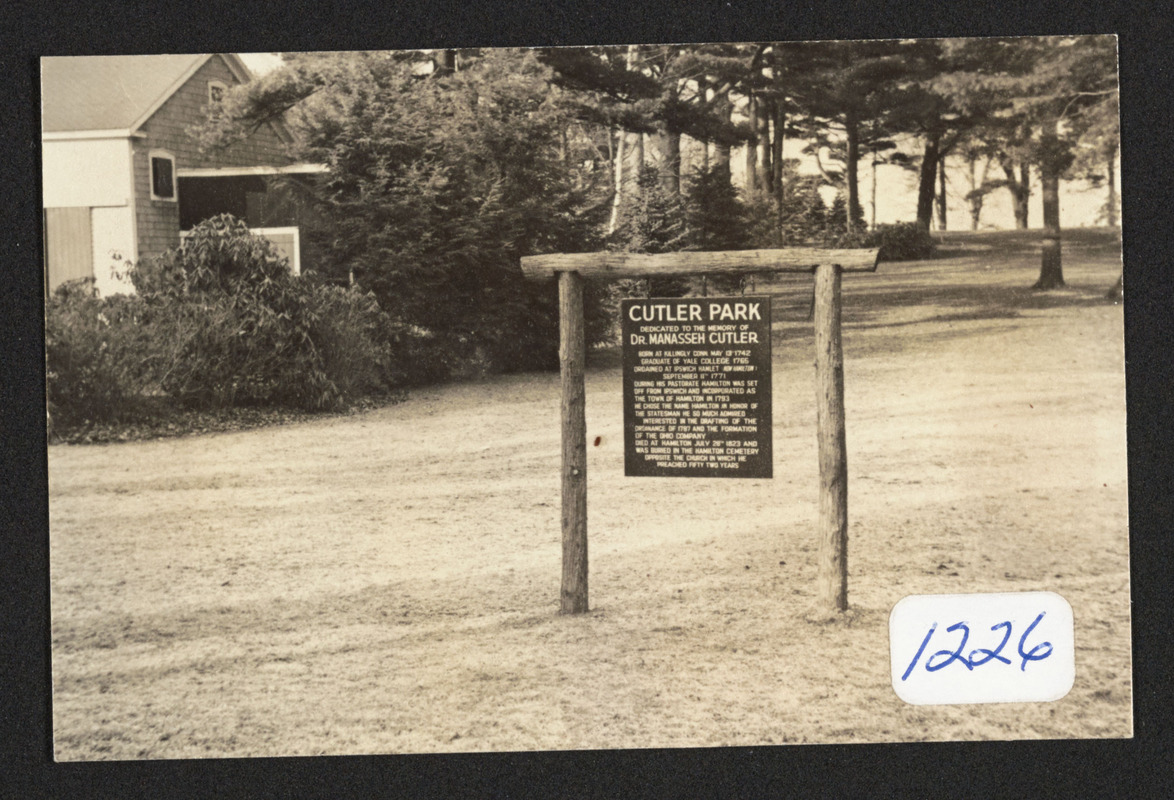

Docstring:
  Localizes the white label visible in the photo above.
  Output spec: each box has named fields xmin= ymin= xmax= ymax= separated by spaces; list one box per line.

xmin=889 ymin=592 xmax=1075 ymax=706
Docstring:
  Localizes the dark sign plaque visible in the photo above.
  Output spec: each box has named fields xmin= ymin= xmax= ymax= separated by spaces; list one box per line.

xmin=622 ymin=296 xmax=773 ymax=478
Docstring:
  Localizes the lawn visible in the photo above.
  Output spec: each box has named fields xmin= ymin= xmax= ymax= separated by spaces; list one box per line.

xmin=48 ymin=228 xmax=1130 ymax=759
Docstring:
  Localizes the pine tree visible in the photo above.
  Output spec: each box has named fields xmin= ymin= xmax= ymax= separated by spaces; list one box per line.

xmin=770 ymin=40 xmax=936 ymax=235
xmin=933 ymin=36 xmax=1119 ymax=288
xmin=198 ymin=49 xmax=612 ymax=373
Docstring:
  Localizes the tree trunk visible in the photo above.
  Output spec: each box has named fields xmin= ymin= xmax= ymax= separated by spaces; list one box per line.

xmin=1034 ymin=128 xmax=1065 ymax=290
xmin=967 ymin=152 xmax=984 ymax=231
xmin=1106 ymin=147 xmax=1118 ymax=227
xmin=714 ymin=89 xmax=732 ymax=172
xmin=663 ymin=132 xmax=681 ymax=195
xmin=845 ymin=112 xmax=860 ymax=235
xmin=715 ymin=139 xmax=730 ymax=168
xmin=1003 ymin=160 xmax=1030 ymax=229
xmin=607 ymin=126 xmax=626 ymax=235
xmin=1034 ymin=174 xmax=1063 ymax=288
xmin=936 ymin=155 xmax=948 ymax=231
xmin=698 ymin=76 xmax=710 ymax=172
xmin=744 ymin=92 xmax=758 ymax=193
xmin=625 ymin=47 xmax=644 ymax=184
xmin=916 ymin=132 xmax=941 ymax=231
xmin=773 ymin=101 xmax=786 ymax=237
xmin=870 ymin=149 xmax=878 ymax=231
xmin=771 ymin=100 xmax=785 ymax=194
xmin=606 ymin=45 xmax=644 ymax=236
xmin=1015 ymin=164 xmax=1030 ymax=229
xmin=757 ymin=98 xmax=773 ymax=195
xmin=608 ymin=126 xmax=643 ymax=235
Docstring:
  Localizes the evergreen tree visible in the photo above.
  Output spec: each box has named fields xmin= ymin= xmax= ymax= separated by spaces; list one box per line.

xmin=770 ymin=40 xmax=935 ymax=235
xmin=538 ymin=44 xmax=753 ymax=234
xmin=684 ymin=163 xmax=750 ymax=294
xmin=200 ymin=49 xmax=611 ymax=374
xmin=684 ymin=163 xmax=749 ymax=252
xmin=933 ymin=36 xmax=1119 ymax=288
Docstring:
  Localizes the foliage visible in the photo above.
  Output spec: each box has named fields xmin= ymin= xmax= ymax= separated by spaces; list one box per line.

xmin=683 ymin=163 xmax=753 ymax=295
xmin=229 ymin=50 xmax=613 ymax=376
xmin=827 ymin=193 xmax=866 ymax=235
xmin=684 ymin=164 xmax=750 ymax=252
xmin=609 ymin=166 xmax=691 ymax=297
xmin=131 ymin=216 xmax=317 ymax=409
xmin=539 ymin=45 xmax=754 ymax=190
xmin=818 ymin=221 xmax=936 ymax=262
xmin=126 ymin=216 xmax=401 ymax=412
xmin=865 ymin=223 xmax=938 ymax=261
xmin=765 ymin=39 xmax=944 ymax=233
xmin=130 ymin=214 xmax=293 ymax=298
xmin=46 ymin=39 xmax=1126 ymax=446
xmin=197 ymin=38 xmax=1117 ymax=359
xmin=612 ymin=166 xmax=690 ymax=255
xmin=45 ymin=280 xmax=158 ymax=428
xmin=611 ymin=164 xmax=759 ymax=297
xmin=305 ymin=284 xmax=398 ymax=396
xmin=143 ymin=284 xmax=392 ymax=412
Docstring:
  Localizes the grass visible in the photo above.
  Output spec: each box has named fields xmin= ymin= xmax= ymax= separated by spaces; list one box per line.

xmin=48 ymin=228 xmax=1129 ymax=759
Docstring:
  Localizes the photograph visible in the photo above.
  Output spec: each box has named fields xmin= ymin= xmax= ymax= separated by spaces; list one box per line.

xmin=42 ymin=38 xmax=1130 ymax=761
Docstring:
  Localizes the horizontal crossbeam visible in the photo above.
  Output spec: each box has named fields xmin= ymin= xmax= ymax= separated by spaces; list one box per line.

xmin=520 ymin=248 xmax=879 ymax=280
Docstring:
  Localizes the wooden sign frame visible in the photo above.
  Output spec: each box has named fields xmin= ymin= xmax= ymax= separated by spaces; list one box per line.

xmin=521 ymin=248 xmax=880 ymax=615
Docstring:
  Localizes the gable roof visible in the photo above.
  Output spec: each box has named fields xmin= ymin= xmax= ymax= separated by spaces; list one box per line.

xmin=41 ymin=54 xmax=255 ymax=135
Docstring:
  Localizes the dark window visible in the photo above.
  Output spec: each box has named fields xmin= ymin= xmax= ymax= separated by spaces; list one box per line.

xmin=151 ymin=154 xmax=175 ymax=200
xmin=207 ymin=81 xmax=228 ymax=119
xmin=177 ymin=174 xmax=266 ymax=229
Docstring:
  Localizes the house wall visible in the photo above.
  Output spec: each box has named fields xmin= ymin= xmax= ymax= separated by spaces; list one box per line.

xmin=43 ymin=138 xmax=137 ymax=294
xmin=91 ymin=206 xmax=137 ymax=295
xmin=44 ymin=207 xmax=92 ymax=292
xmin=132 ymin=55 xmax=291 ymax=261
xmin=42 ymin=137 xmax=133 ymax=208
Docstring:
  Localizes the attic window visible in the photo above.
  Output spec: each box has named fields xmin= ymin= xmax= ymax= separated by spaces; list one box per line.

xmin=150 ymin=151 xmax=176 ymax=201
xmin=208 ymin=81 xmax=227 ymax=107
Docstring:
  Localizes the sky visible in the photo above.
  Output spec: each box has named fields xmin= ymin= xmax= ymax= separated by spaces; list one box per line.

xmin=238 ymin=52 xmax=283 ymax=76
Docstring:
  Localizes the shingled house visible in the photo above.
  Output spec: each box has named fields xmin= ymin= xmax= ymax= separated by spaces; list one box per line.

xmin=41 ymin=54 xmax=324 ymax=296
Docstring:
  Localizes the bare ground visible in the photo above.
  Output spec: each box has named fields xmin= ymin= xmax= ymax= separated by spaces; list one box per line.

xmin=48 ymin=229 xmax=1130 ymax=760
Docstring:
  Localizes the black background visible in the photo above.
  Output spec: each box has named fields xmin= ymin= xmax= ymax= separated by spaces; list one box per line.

xmin=3 ymin=2 xmax=1172 ymax=796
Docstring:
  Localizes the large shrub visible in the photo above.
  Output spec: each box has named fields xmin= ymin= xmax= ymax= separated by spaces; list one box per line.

xmin=868 ymin=222 xmax=938 ymax=261
xmin=740 ymin=172 xmax=833 ymax=249
xmin=132 ymin=215 xmax=398 ymax=411
xmin=610 ymin=166 xmax=691 ymax=297
xmin=130 ymin=214 xmax=293 ymax=298
xmin=610 ymin=164 xmax=756 ymax=299
xmin=45 ymin=280 xmax=157 ymax=427
xmin=301 ymin=282 xmax=409 ymax=396
xmin=826 ymin=222 xmax=938 ymax=261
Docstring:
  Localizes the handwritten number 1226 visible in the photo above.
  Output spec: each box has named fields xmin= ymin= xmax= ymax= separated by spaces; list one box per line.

xmin=901 ymin=612 xmax=1053 ymax=681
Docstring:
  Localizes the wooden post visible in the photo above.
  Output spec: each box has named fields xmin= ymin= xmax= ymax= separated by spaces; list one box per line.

xmin=814 ymin=263 xmax=848 ymax=611
xmin=559 ymin=270 xmax=589 ymax=614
